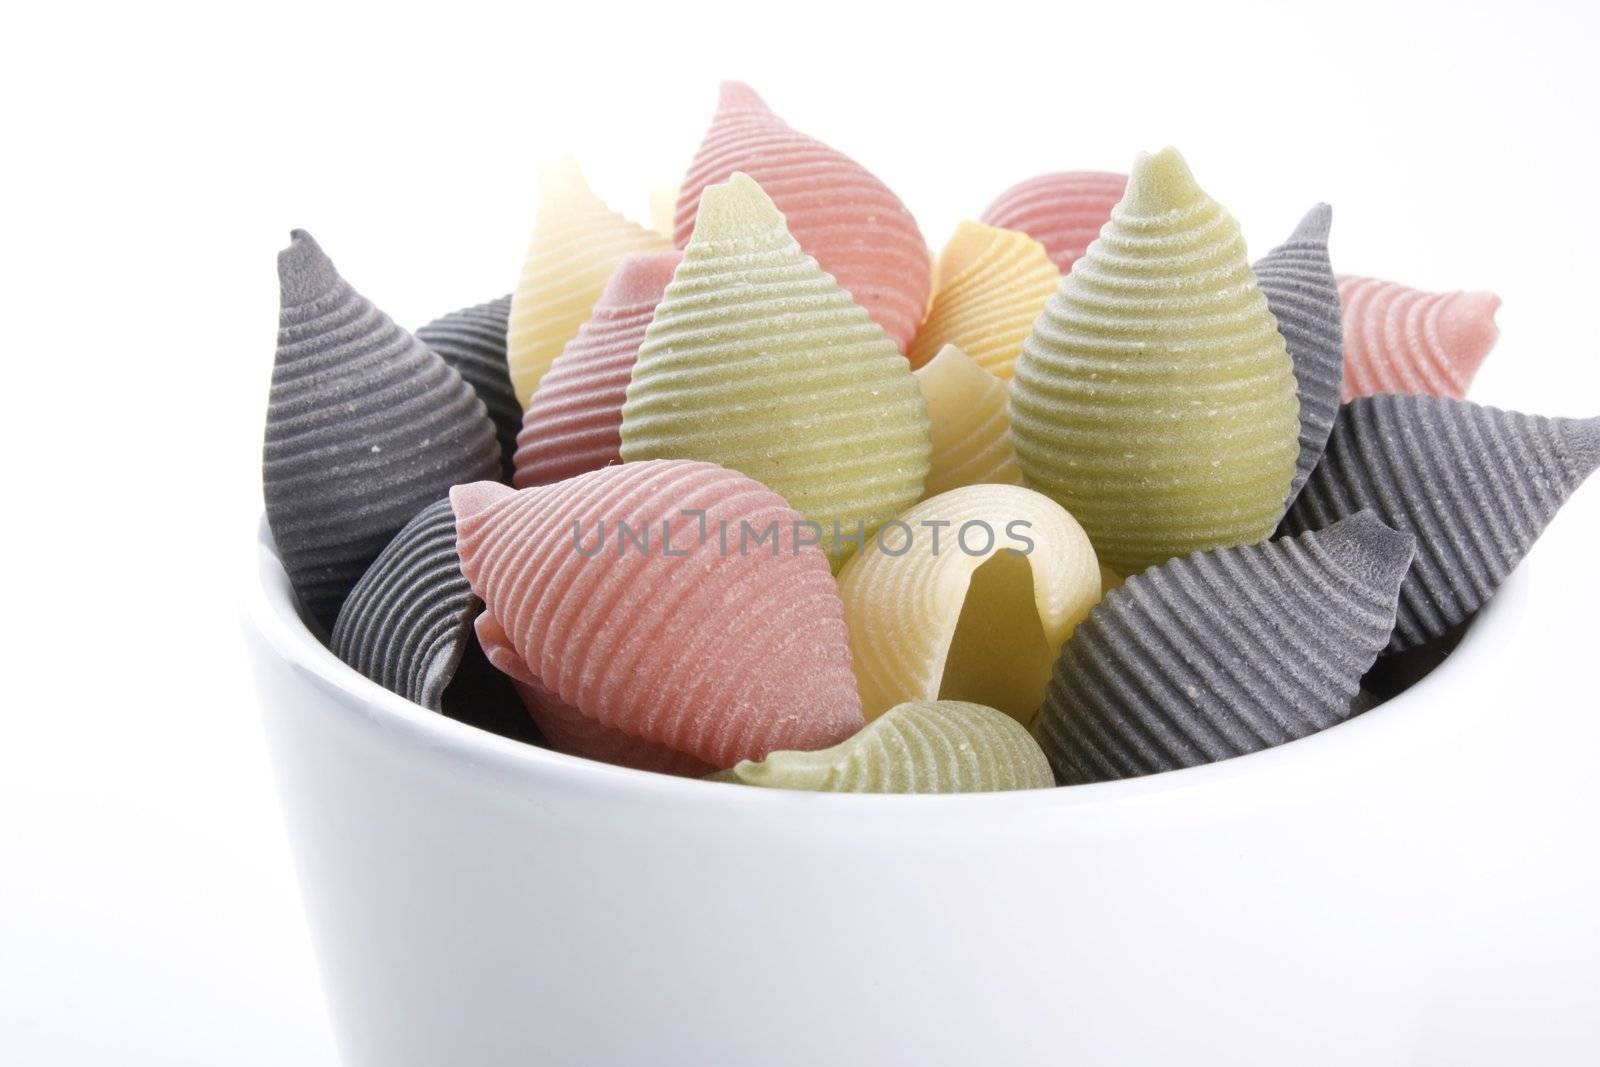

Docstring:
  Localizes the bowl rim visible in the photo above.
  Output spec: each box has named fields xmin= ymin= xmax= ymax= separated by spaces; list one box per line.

xmin=243 ymin=513 xmax=1525 ymax=813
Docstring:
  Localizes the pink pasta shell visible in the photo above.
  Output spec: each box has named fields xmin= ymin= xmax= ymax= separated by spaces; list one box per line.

xmin=674 ymin=81 xmax=930 ymax=352
xmin=979 ymin=171 xmax=1128 ymax=274
xmin=513 ymin=251 xmax=682 ymax=488
xmin=1337 ymin=275 xmax=1501 ymax=401
xmin=452 ymin=462 xmax=864 ymax=770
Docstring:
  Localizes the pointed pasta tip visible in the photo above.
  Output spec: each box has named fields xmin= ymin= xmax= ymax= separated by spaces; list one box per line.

xmin=1123 ymin=146 xmax=1201 ymax=214
xmin=694 ymin=172 xmax=785 ymax=237
xmin=1291 ymin=203 xmax=1333 ymax=244
xmin=1315 ymin=511 xmax=1416 ymax=586
xmin=538 ymin=154 xmax=592 ymax=210
xmin=278 ymin=229 xmax=338 ymax=305
xmin=717 ymin=80 xmax=769 ymax=113
xmin=1567 ymin=416 xmax=1600 ymax=476
xmin=1437 ymin=290 xmax=1502 ymax=354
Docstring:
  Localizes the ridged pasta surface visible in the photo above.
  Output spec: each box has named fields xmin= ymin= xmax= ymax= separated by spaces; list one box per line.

xmin=330 ymin=499 xmax=476 ymax=710
xmin=715 ymin=700 xmax=1053 ymax=793
xmin=264 ymin=230 xmax=500 ymax=627
xmin=472 ymin=615 xmax=710 ymax=775
xmin=1253 ymin=205 xmax=1344 ymax=503
xmin=451 ymin=461 xmax=864 ymax=770
xmin=838 ymin=484 xmax=1100 ymax=724
xmin=674 ymin=81 xmax=930 ymax=351
xmin=513 ymin=251 xmax=681 ymax=488
xmin=1038 ymin=512 xmax=1414 ymax=785
xmin=979 ymin=170 xmax=1127 ymax=273
xmin=417 ymin=295 xmax=520 ymax=478
xmin=1009 ymin=147 xmax=1301 ymax=575
xmin=915 ymin=345 xmax=1022 ymax=498
xmin=506 ymin=157 xmax=670 ymax=404
xmin=908 ymin=222 xmax=1060 ymax=379
xmin=621 ymin=173 xmax=930 ymax=566
xmin=1338 ymin=275 xmax=1500 ymax=401
xmin=1282 ymin=396 xmax=1600 ymax=649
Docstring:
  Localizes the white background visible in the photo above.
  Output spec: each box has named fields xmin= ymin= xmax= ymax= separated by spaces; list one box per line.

xmin=4 ymin=1 xmax=1598 ymax=1063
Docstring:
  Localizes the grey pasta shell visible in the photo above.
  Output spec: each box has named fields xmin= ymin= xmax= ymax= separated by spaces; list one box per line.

xmin=330 ymin=499 xmax=477 ymax=711
xmin=1037 ymin=511 xmax=1415 ymax=785
xmin=264 ymin=230 xmax=501 ymax=627
xmin=1282 ymin=395 xmax=1600 ymax=649
xmin=1253 ymin=204 xmax=1344 ymax=504
xmin=417 ymin=295 xmax=520 ymax=478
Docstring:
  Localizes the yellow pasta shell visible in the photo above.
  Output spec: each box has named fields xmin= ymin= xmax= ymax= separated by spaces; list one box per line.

xmin=838 ymin=484 xmax=1100 ymax=724
xmin=914 ymin=344 xmax=1022 ymax=498
xmin=506 ymin=157 xmax=670 ymax=405
xmin=908 ymin=221 xmax=1060 ymax=379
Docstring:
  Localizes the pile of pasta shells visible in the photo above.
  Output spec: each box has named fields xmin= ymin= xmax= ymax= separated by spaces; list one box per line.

xmin=263 ymin=82 xmax=1600 ymax=793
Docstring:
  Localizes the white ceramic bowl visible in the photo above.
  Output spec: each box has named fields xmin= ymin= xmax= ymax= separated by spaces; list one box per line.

xmin=242 ymin=512 xmax=1600 ymax=1067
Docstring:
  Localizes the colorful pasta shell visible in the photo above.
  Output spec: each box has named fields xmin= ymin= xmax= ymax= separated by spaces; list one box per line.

xmin=914 ymin=345 xmax=1022 ymax=498
xmin=451 ymin=461 xmax=865 ymax=770
xmin=621 ymin=173 xmax=931 ymax=566
xmin=979 ymin=170 xmax=1127 ymax=274
xmin=263 ymin=230 xmax=500 ymax=628
xmin=1037 ymin=512 xmax=1415 ymax=784
xmin=908 ymin=221 xmax=1060 ymax=378
xmin=1281 ymin=395 xmax=1600 ymax=649
xmin=417 ymin=295 xmax=520 ymax=479
xmin=1253 ymin=204 xmax=1344 ymax=503
xmin=476 ymin=619 xmax=715 ymax=777
xmin=838 ymin=484 xmax=1101 ymax=724
xmin=513 ymin=251 xmax=681 ymax=488
xmin=1338 ymin=275 xmax=1500 ymax=401
xmin=1008 ymin=147 xmax=1301 ymax=575
xmin=506 ymin=156 xmax=670 ymax=404
xmin=330 ymin=499 xmax=477 ymax=710
xmin=713 ymin=700 xmax=1054 ymax=793
xmin=674 ymin=81 xmax=930 ymax=352
xmin=515 ymin=679 xmax=717 ymax=778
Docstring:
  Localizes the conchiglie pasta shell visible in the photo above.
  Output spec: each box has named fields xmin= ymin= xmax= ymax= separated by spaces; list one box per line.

xmin=1281 ymin=395 xmax=1600 ymax=649
xmin=979 ymin=170 xmax=1127 ymax=274
xmin=417 ymin=295 xmax=520 ymax=479
xmin=1038 ymin=513 xmax=1414 ymax=784
xmin=909 ymin=222 xmax=1060 ymax=378
xmin=914 ymin=345 xmax=1022 ymax=498
xmin=451 ymin=461 xmax=864 ymax=770
xmin=674 ymin=82 xmax=930 ymax=352
xmin=714 ymin=700 xmax=1053 ymax=793
xmin=513 ymin=251 xmax=681 ymax=488
xmin=1008 ymin=147 xmax=1301 ymax=575
xmin=838 ymin=484 xmax=1100 ymax=724
xmin=1251 ymin=204 xmax=1343 ymax=503
xmin=330 ymin=499 xmax=477 ymax=711
xmin=1337 ymin=275 xmax=1500 ymax=401
xmin=506 ymin=157 xmax=670 ymax=404
xmin=621 ymin=173 xmax=930 ymax=567
xmin=264 ymin=231 xmax=500 ymax=628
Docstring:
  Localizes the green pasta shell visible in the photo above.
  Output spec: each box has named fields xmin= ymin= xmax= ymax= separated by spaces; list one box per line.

xmin=1009 ymin=147 xmax=1300 ymax=574
xmin=712 ymin=700 xmax=1053 ymax=793
xmin=619 ymin=172 xmax=931 ymax=566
